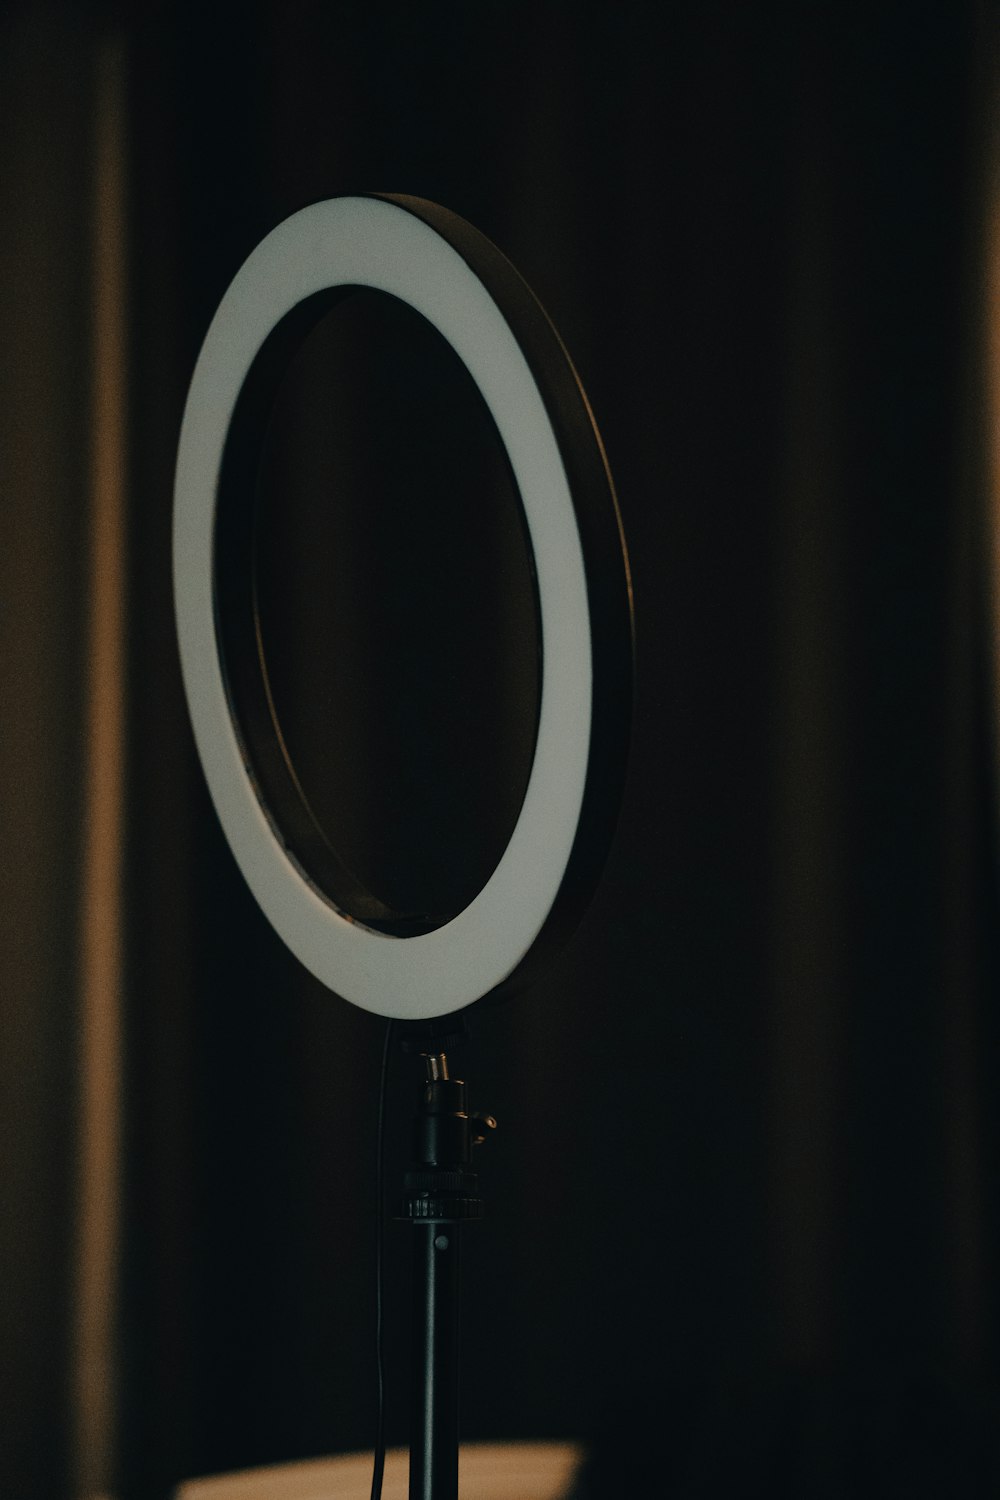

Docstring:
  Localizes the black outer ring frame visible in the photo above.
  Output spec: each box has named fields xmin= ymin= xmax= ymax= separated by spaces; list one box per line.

xmin=212 ymin=193 xmax=635 ymax=1016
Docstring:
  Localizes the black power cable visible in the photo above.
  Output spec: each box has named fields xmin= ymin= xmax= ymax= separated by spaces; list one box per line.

xmin=370 ymin=1017 xmax=394 ymax=1500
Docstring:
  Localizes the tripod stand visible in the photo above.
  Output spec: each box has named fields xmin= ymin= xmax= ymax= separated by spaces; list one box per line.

xmin=397 ymin=1038 xmax=495 ymax=1500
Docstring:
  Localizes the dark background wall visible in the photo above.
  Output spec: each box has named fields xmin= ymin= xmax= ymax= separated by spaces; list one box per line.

xmin=3 ymin=3 xmax=1000 ymax=1497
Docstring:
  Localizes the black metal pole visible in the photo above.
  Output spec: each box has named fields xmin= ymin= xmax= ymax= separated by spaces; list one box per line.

xmin=397 ymin=1046 xmax=495 ymax=1500
xmin=410 ymin=1223 xmax=461 ymax=1500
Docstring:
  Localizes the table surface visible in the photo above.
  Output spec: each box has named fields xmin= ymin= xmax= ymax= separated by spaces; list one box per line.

xmin=176 ymin=1440 xmax=584 ymax=1500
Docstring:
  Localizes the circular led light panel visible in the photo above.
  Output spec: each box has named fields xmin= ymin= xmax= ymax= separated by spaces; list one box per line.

xmin=174 ymin=194 xmax=632 ymax=1020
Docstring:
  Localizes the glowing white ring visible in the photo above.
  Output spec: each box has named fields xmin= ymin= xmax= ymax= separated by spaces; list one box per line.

xmin=174 ymin=196 xmax=592 ymax=1020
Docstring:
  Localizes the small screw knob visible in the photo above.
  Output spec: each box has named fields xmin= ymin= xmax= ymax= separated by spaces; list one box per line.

xmin=470 ymin=1113 xmax=497 ymax=1146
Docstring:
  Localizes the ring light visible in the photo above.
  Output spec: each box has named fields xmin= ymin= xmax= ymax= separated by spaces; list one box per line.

xmin=174 ymin=194 xmax=632 ymax=1021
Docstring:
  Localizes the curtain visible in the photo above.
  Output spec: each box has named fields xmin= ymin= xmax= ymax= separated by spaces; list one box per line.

xmin=2 ymin=4 xmax=998 ymax=1498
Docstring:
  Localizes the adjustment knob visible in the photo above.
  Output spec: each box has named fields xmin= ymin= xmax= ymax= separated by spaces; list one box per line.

xmin=470 ymin=1113 xmax=497 ymax=1146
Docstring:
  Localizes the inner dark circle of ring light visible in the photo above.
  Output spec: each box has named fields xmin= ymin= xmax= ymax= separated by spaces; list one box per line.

xmin=251 ymin=286 xmax=542 ymax=934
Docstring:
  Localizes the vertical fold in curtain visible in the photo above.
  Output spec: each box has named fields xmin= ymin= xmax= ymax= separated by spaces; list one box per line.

xmin=767 ymin=28 xmax=847 ymax=1374
xmin=73 ymin=32 xmax=128 ymax=1500
xmin=0 ymin=6 xmax=94 ymax=1497
xmin=0 ymin=12 xmax=129 ymax=1498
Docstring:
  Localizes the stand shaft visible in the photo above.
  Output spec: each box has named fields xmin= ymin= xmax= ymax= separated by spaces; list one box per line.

xmin=410 ymin=1224 xmax=461 ymax=1500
